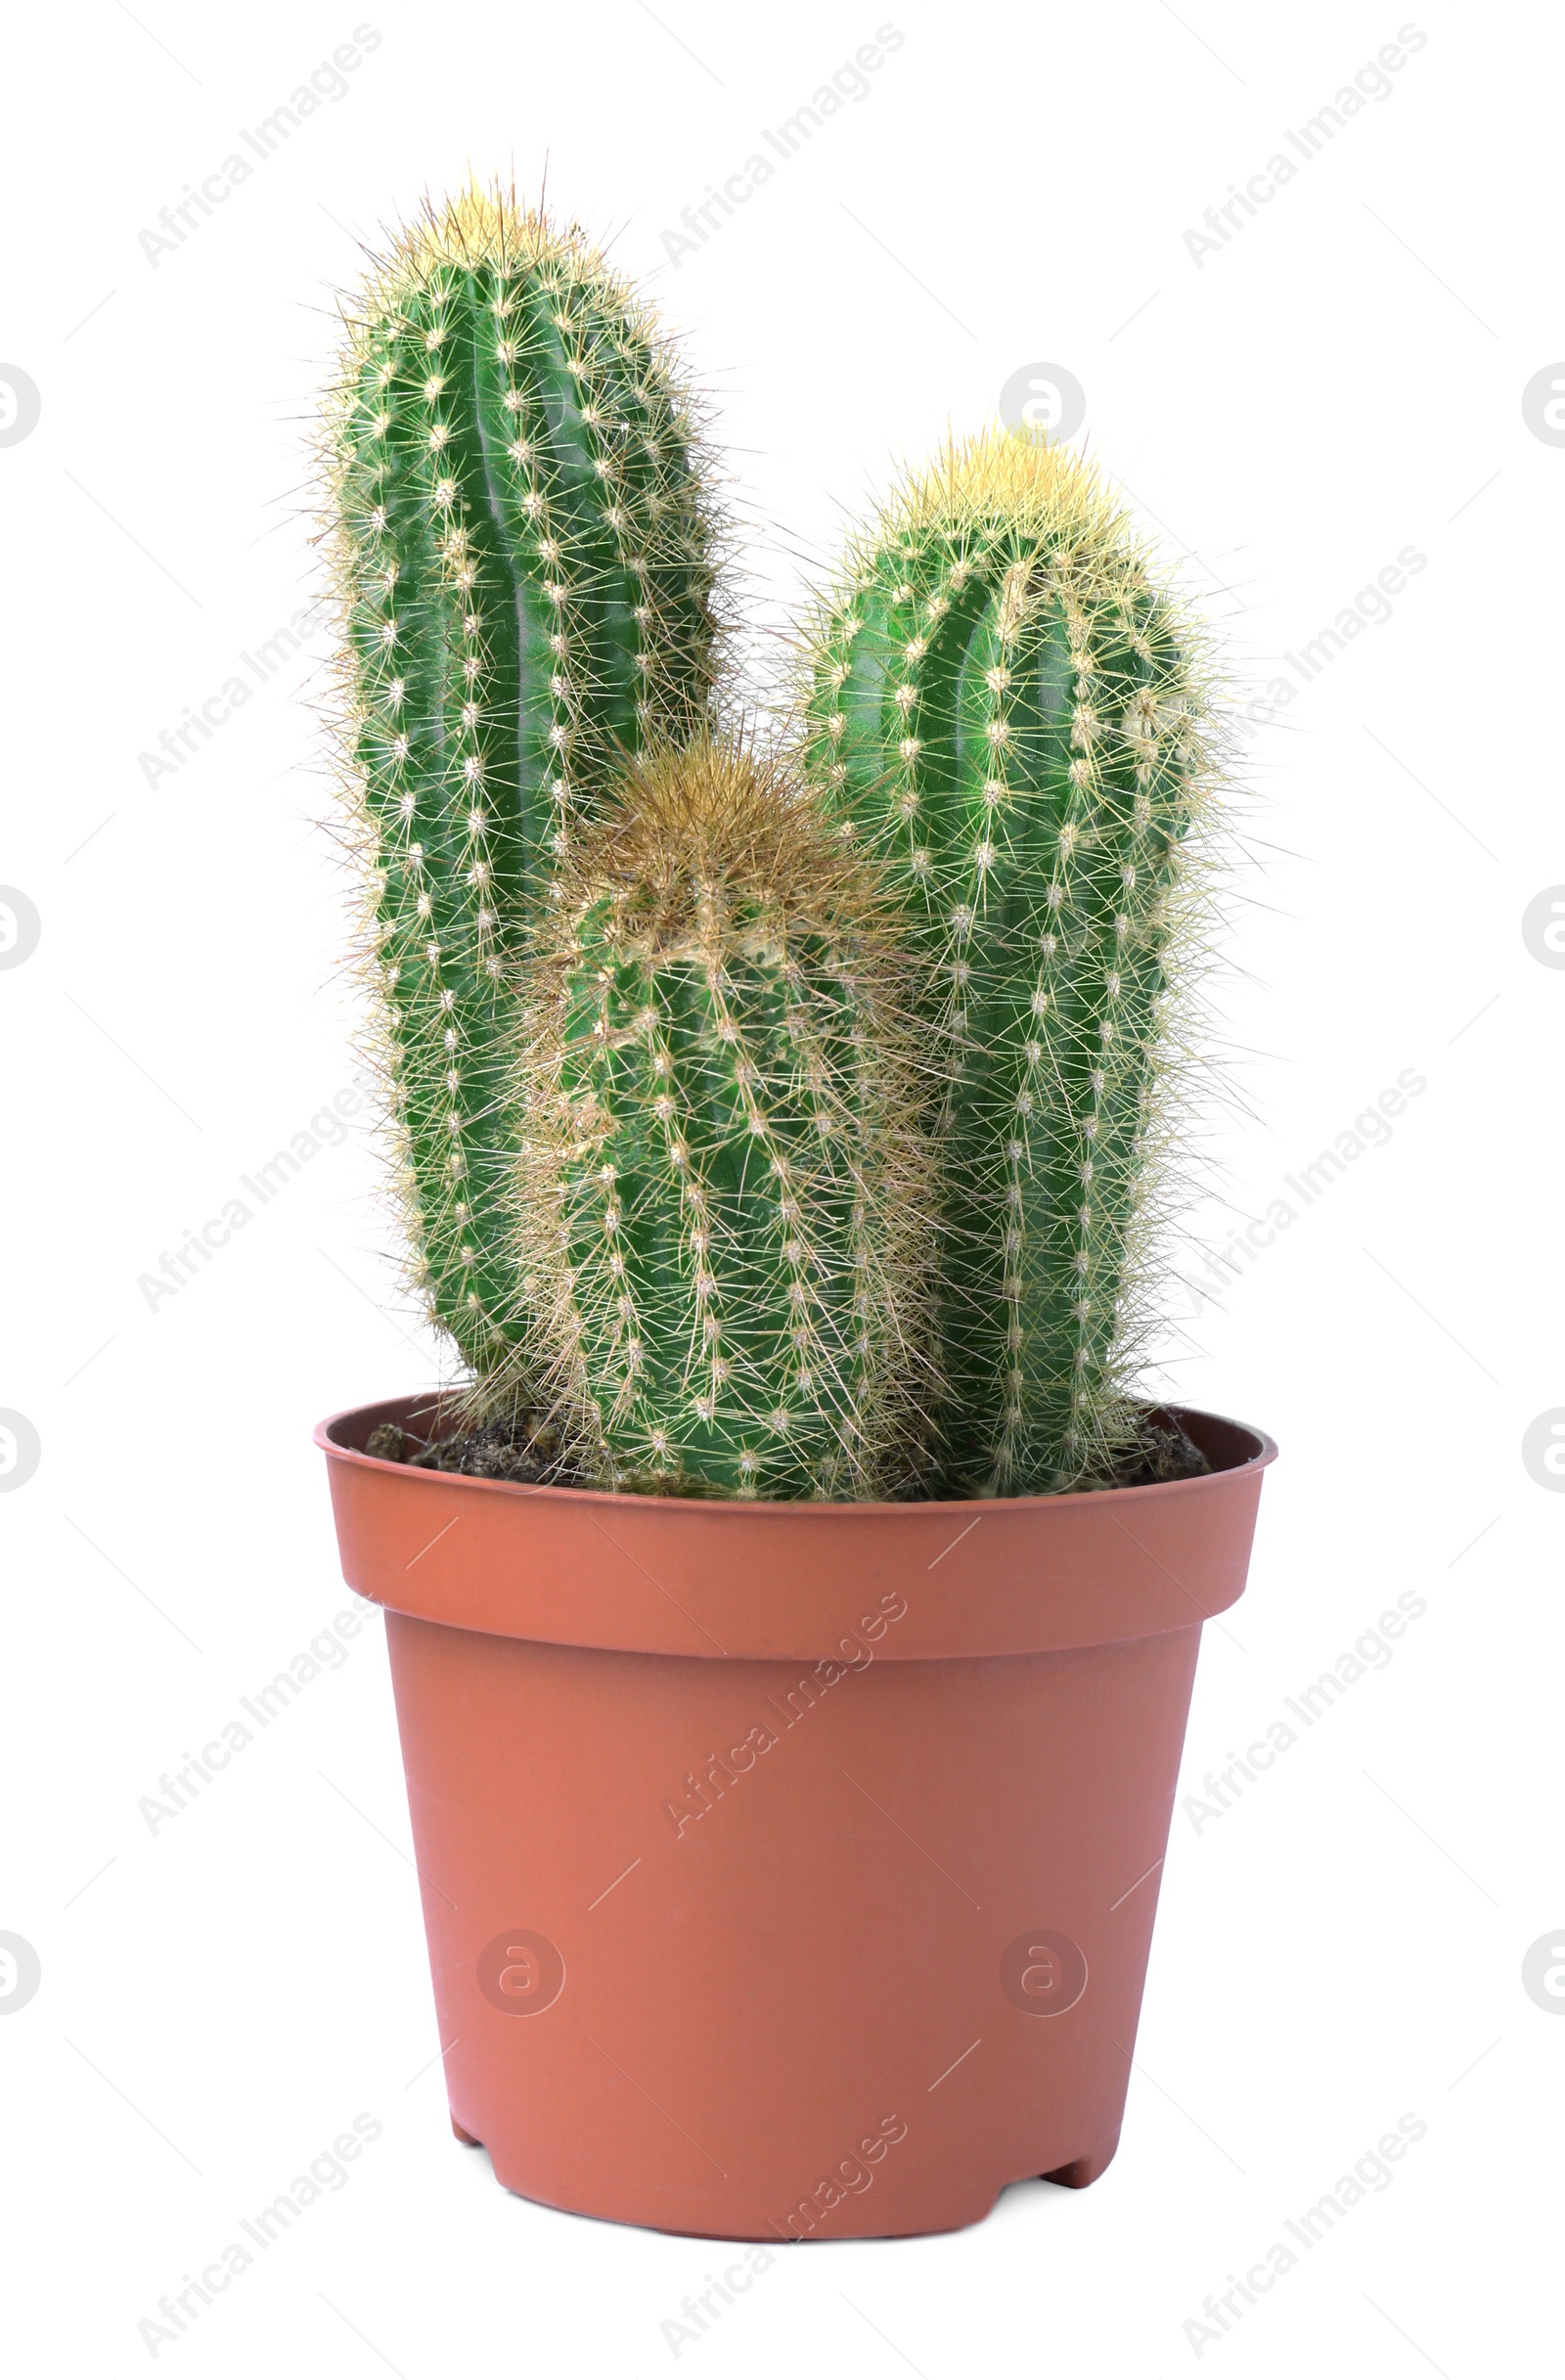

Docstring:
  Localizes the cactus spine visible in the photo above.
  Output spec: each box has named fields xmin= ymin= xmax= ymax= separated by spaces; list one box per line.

xmin=324 ymin=185 xmax=722 ymax=1371
xmin=802 ymin=429 xmax=1216 ymax=1495
xmin=507 ymin=736 xmax=936 ymax=1498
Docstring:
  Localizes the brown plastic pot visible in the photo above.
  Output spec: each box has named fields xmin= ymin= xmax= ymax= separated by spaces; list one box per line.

xmin=317 ymin=1394 xmax=1274 ymax=2240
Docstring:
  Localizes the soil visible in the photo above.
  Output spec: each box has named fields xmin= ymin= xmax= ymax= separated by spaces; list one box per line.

xmin=362 ymin=1405 xmax=1213 ymax=1498
xmin=1111 ymin=1408 xmax=1214 ymax=1488
xmin=364 ymin=1411 xmax=583 ymax=1487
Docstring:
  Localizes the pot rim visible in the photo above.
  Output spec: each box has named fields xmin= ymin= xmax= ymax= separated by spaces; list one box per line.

xmin=318 ymin=1393 xmax=1275 ymax=1656
xmin=314 ymin=1391 xmax=1276 ymax=1516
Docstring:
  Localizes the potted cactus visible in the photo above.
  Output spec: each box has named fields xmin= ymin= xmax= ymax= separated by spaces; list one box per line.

xmin=315 ymin=184 xmax=1274 ymax=2241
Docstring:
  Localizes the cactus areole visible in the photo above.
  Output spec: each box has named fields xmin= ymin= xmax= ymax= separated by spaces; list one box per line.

xmin=315 ymin=180 xmax=1274 ymax=2241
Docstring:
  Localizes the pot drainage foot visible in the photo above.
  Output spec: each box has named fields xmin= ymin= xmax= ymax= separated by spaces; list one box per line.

xmin=1041 ymin=2139 xmax=1119 ymax=2189
xmin=450 ymin=2116 xmax=482 ymax=2146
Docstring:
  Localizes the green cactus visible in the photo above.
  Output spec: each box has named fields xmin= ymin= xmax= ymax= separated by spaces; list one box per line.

xmin=801 ymin=428 xmax=1218 ymax=1495
xmin=503 ymin=734 xmax=937 ymax=1499
xmin=323 ymin=184 xmax=723 ymax=1372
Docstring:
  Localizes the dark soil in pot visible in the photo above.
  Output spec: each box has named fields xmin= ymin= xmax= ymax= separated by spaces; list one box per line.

xmin=361 ymin=1403 xmax=1212 ymax=1496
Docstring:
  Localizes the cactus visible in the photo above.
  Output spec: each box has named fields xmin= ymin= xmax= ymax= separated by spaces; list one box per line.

xmin=322 ymin=183 xmax=723 ymax=1372
xmin=317 ymin=178 xmax=1228 ymax=1504
xmin=503 ymin=734 xmax=937 ymax=1499
xmin=801 ymin=428 xmax=1218 ymax=1495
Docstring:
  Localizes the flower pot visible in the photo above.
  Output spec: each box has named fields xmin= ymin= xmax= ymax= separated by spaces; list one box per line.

xmin=317 ymin=1394 xmax=1274 ymax=2240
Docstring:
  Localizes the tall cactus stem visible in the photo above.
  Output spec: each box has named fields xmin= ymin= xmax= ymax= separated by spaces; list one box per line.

xmin=802 ymin=427 xmax=1224 ymax=1494
xmin=321 ymin=181 xmax=725 ymax=1373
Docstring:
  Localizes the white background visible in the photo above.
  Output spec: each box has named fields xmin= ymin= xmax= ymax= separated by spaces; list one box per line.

xmin=2 ymin=1 xmax=1560 ymax=2372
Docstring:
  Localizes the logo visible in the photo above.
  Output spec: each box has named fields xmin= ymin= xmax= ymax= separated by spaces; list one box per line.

xmin=1521 ymin=1410 xmax=1565 ymax=1491
xmin=0 ymin=1932 xmax=41 ymax=2014
xmin=1522 ymin=364 xmax=1565 ymax=447
xmin=476 ymin=1927 xmax=565 ymax=2015
xmin=0 ymin=1412 xmax=41 ymax=1492
xmin=0 ymin=367 xmax=41 ymax=448
xmin=1522 ymin=1930 xmax=1565 ymax=2013
xmin=0 ymin=888 xmax=40 ymax=970
xmin=1521 ymin=886 xmax=1565 ymax=968
xmin=999 ymin=361 xmax=1086 ymax=443
xmin=1000 ymin=1926 xmax=1088 ymax=2015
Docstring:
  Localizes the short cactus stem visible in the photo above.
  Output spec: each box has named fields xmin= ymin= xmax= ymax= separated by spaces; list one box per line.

xmin=323 ymin=182 xmax=722 ymax=1371
xmin=803 ymin=428 xmax=1220 ymax=1495
xmin=507 ymin=735 xmax=937 ymax=1498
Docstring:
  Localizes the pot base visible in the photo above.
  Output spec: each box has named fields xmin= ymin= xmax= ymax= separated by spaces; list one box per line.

xmin=449 ymin=2098 xmax=1123 ymax=2235
xmin=1041 ymin=2134 xmax=1121 ymax=2189
xmin=447 ymin=2124 xmax=1115 ymax=2240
